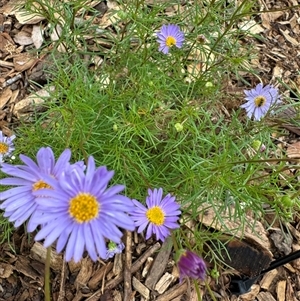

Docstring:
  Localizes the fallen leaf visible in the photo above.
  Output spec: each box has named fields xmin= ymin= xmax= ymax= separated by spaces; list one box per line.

xmin=287 ymin=142 xmax=300 ymax=159
xmin=260 ymin=11 xmax=284 ymax=29
xmin=13 ymin=86 xmax=55 ymax=118
xmin=0 ymin=88 xmax=12 ymax=109
xmin=13 ymin=53 xmax=36 ymax=72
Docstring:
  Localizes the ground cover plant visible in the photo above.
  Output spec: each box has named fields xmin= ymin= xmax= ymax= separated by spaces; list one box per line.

xmin=1 ymin=0 xmax=300 ymax=300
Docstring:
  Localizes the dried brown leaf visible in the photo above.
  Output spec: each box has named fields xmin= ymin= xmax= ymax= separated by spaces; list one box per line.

xmin=287 ymin=142 xmax=300 ymax=159
xmin=0 ymin=88 xmax=12 ymax=109
xmin=13 ymin=86 xmax=55 ymax=118
xmin=13 ymin=53 xmax=35 ymax=72
xmin=260 ymin=11 xmax=284 ymax=30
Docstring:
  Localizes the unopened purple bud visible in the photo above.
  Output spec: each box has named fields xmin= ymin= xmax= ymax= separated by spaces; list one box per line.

xmin=177 ymin=250 xmax=206 ymax=282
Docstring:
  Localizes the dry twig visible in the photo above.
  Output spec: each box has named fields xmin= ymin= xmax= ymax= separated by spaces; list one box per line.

xmin=124 ymin=230 xmax=132 ymax=301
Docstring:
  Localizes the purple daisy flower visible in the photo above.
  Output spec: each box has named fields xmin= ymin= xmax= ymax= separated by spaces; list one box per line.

xmin=130 ymin=188 xmax=181 ymax=242
xmin=106 ymin=241 xmax=125 ymax=260
xmin=157 ymin=24 xmax=185 ymax=54
xmin=240 ymin=83 xmax=281 ymax=121
xmin=0 ymin=131 xmax=16 ymax=164
xmin=0 ymin=147 xmax=72 ymax=231
xmin=177 ymin=250 xmax=206 ymax=282
xmin=32 ymin=156 xmax=135 ymax=263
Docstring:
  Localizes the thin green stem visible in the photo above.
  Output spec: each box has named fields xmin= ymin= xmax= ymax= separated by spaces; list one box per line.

xmin=205 ymin=280 xmax=217 ymax=301
xmin=171 ymin=231 xmax=179 ymax=253
xmin=194 ymin=280 xmax=202 ymax=301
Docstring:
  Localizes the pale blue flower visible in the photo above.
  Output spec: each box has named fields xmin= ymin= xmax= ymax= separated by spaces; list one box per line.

xmin=240 ymin=83 xmax=281 ymax=120
xmin=130 ymin=188 xmax=181 ymax=242
xmin=157 ymin=24 xmax=185 ymax=54
xmin=0 ymin=147 xmax=72 ymax=231
xmin=0 ymin=131 xmax=15 ymax=164
xmin=32 ymin=156 xmax=135 ymax=262
xmin=106 ymin=241 xmax=125 ymax=260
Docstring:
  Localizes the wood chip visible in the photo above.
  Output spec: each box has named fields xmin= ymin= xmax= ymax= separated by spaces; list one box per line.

xmin=68 ymin=260 xmax=82 ymax=274
xmin=113 ymin=253 xmax=123 ymax=276
xmin=0 ymin=263 xmax=14 ymax=279
xmin=2 ymin=73 xmax=22 ymax=88
xmin=284 ymin=263 xmax=296 ymax=273
xmin=0 ymin=60 xmax=14 ymax=68
xmin=260 ymin=269 xmax=278 ymax=290
xmin=0 ymin=0 xmax=20 ymax=15
xmin=276 ymin=280 xmax=286 ymax=301
xmin=269 ymin=229 xmax=292 ymax=255
xmin=142 ymin=257 xmax=153 ymax=278
xmin=286 ymin=277 xmax=297 ymax=301
xmin=15 ymin=255 xmax=44 ymax=285
xmin=145 ymin=236 xmax=172 ymax=289
xmin=155 ymin=272 xmax=175 ymax=294
xmin=75 ymin=257 xmax=94 ymax=288
xmin=124 ymin=230 xmax=132 ymax=300
xmin=9 ymin=89 xmax=19 ymax=104
xmin=88 ymin=262 xmax=113 ymax=290
xmin=279 ymin=29 xmax=299 ymax=46
xmin=240 ymin=284 xmax=260 ymax=301
xmin=13 ymin=30 xmax=33 ymax=46
xmin=156 ymin=281 xmax=188 ymax=301
xmin=30 ymin=242 xmax=63 ymax=272
xmin=132 ymin=276 xmax=150 ymax=300
xmin=32 ymin=24 xmax=44 ymax=49
xmin=256 ymin=291 xmax=276 ymax=301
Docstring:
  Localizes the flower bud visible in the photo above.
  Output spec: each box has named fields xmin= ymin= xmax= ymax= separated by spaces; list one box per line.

xmin=175 ymin=123 xmax=184 ymax=132
xmin=176 ymin=249 xmax=206 ymax=282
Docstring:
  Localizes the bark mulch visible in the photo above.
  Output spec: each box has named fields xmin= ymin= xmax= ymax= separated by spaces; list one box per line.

xmin=1 ymin=0 xmax=300 ymax=300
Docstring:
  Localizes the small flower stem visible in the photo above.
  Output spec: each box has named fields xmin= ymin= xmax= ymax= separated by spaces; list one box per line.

xmin=194 ymin=280 xmax=202 ymax=301
xmin=205 ymin=279 xmax=217 ymax=301
xmin=171 ymin=231 xmax=179 ymax=253
xmin=45 ymin=247 xmax=51 ymax=301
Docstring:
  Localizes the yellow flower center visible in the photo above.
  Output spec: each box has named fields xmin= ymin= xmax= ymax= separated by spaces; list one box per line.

xmin=166 ymin=36 xmax=176 ymax=47
xmin=32 ymin=180 xmax=52 ymax=191
xmin=254 ymin=96 xmax=266 ymax=107
xmin=0 ymin=142 xmax=9 ymax=154
xmin=146 ymin=206 xmax=165 ymax=226
xmin=69 ymin=193 xmax=99 ymax=223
